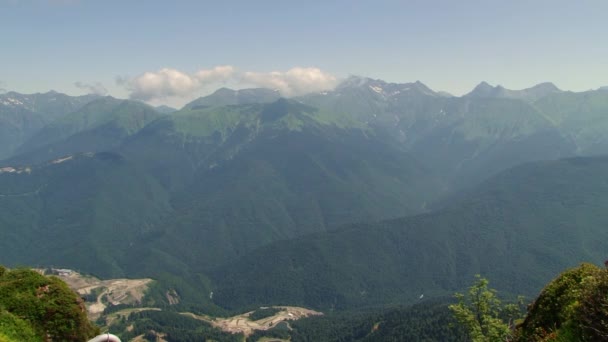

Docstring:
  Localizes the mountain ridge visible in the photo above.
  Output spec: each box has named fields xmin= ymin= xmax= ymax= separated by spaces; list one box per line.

xmin=465 ymin=81 xmax=561 ymax=101
xmin=0 ymin=81 xmax=608 ymax=319
xmin=184 ymin=87 xmax=281 ymax=110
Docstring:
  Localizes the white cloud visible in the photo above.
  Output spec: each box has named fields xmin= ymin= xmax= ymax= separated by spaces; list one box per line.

xmin=124 ymin=66 xmax=235 ymax=101
xmin=241 ymin=67 xmax=338 ymax=96
xmin=195 ymin=65 xmax=235 ymax=83
xmin=127 ymin=68 xmax=199 ymax=101
xmin=119 ymin=66 xmax=336 ymax=102
xmin=74 ymin=81 xmax=107 ymax=95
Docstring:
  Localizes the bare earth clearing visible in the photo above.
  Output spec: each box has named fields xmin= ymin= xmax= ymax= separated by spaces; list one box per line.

xmin=105 ymin=306 xmax=322 ymax=337
xmin=182 ymin=306 xmax=323 ymax=336
xmin=37 ymin=268 xmax=321 ymax=337
xmin=37 ymin=268 xmax=153 ymax=320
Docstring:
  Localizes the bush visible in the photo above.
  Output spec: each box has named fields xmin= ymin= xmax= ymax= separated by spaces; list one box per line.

xmin=515 ymin=263 xmax=608 ymax=341
xmin=0 ymin=267 xmax=100 ymax=341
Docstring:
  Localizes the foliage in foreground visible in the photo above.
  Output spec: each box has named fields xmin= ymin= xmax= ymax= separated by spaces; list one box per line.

xmin=515 ymin=263 xmax=608 ymax=341
xmin=449 ymin=275 xmax=524 ymax=342
xmin=0 ymin=266 xmax=99 ymax=341
xmin=0 ymin=309 xmax=38 ymax=342
xmin=452 ymin=264 xmax=608 ymax=341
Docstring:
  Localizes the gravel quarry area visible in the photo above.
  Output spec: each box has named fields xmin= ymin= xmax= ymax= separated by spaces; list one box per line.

xmin=36 ymin=268 xmax=321 ymax=337
xmin=183 ymin=306 xmax=323 ymax=336
xmin=38 ymin=268 xmax=153 ymax=319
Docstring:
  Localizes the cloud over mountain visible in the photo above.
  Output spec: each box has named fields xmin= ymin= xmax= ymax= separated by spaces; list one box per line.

xmin=123 ymin=66 xmax=235 ymax=101
xmin=241 ymin=67 xmax=338 ymax=96
xmin=120 ymin=66 xmax=337 ymax=102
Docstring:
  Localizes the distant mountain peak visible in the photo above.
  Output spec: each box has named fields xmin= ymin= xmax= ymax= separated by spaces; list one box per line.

xmin=184 ymin=87 xmax=281 ymax=109
xmin=467 ymin=81 xmax=496 ymax=97
xmin=530 ymin=82 xmax=560 ymax=92
xmin=155 ymin=105 xmax=177 ymax=114
xmin=410 ymin=80 xmax=436 ymax=96
xmin=467 ymin=81 xmax=561 ymax=101
xmin=336 ymin=76 xmax=438 ymax=97
xmin=336 ymin=75 xmax=376 ymax=89
xmin=3 ymin=91 xmax=22 ymax=97
xmin=214 ymin=87 xmax=235 ymax=93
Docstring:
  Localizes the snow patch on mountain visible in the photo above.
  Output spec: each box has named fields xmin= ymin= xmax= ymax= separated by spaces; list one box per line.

xmin=1 ymin=97 xmax=25 ymax=106
xmin=369 ymin=85 xmax=383 ymax=94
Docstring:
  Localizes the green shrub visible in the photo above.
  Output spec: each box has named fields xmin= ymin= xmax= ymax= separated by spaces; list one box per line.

xmin=0 ymin=310 xmax=39 ymax=341
xmin=516 ymin=263 xmax=608 ymax=341
xmin=0 ymin=267 xmax=100 ymax=341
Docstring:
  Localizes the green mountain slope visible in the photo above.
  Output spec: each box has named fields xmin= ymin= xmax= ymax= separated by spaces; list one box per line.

xmin=1 ymin=83 xmax=607 ymax=318
xmin=184 ymin=87 xmax=281 ymax=110
xmin=10 ymin=97 xmax=162 ymax=164
xmin=534 ymin=89 xmax=608 ymax=154
xmin=0 ymin=104 xmax=45 ymax=162
xmin=0 ymin=91 xmax=99 ymax=120
xmin=151 ymin=127 xmax=442 ymax=271
xmin=465 ymin=81 xmax=562 ymax=102
xmin=0 ymin=152 xmax=171 ymax=277
xmin=120 ymin=99 xmax=444 ymax=271
xmin=0 ymin=98 xmax=444 ymax=304
xmin=300 ymin=77 xmax=577 ymax=191
xmin=118 ymin=100 xmax=299 ymax=191
xmin=0 ymin=91 xmax=99 ymax=160
xmin=210 ymin=156 xmax=608 ymax=310
xmin=407 ymin=97 xmax=576 ymax=188
xmin=155 ymin=104 xmax=177 ymax=114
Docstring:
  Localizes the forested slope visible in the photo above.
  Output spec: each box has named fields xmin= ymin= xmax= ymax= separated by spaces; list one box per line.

xmin=211 ymin=156 xmax=608 ymax=310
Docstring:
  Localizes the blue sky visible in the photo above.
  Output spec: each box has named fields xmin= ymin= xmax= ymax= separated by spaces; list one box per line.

xmin=1 ymin=0 xmax=607 ymax=106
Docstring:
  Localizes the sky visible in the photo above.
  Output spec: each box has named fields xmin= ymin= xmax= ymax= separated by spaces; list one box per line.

xmin=1 ymin=0 xmax=607 ymax=107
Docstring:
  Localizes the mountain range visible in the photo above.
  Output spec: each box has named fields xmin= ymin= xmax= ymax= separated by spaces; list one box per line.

xmin=1 ymin=77 xmax=608 ymax=320
xmin=0 ymin=91 xmax=100 ymax=160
